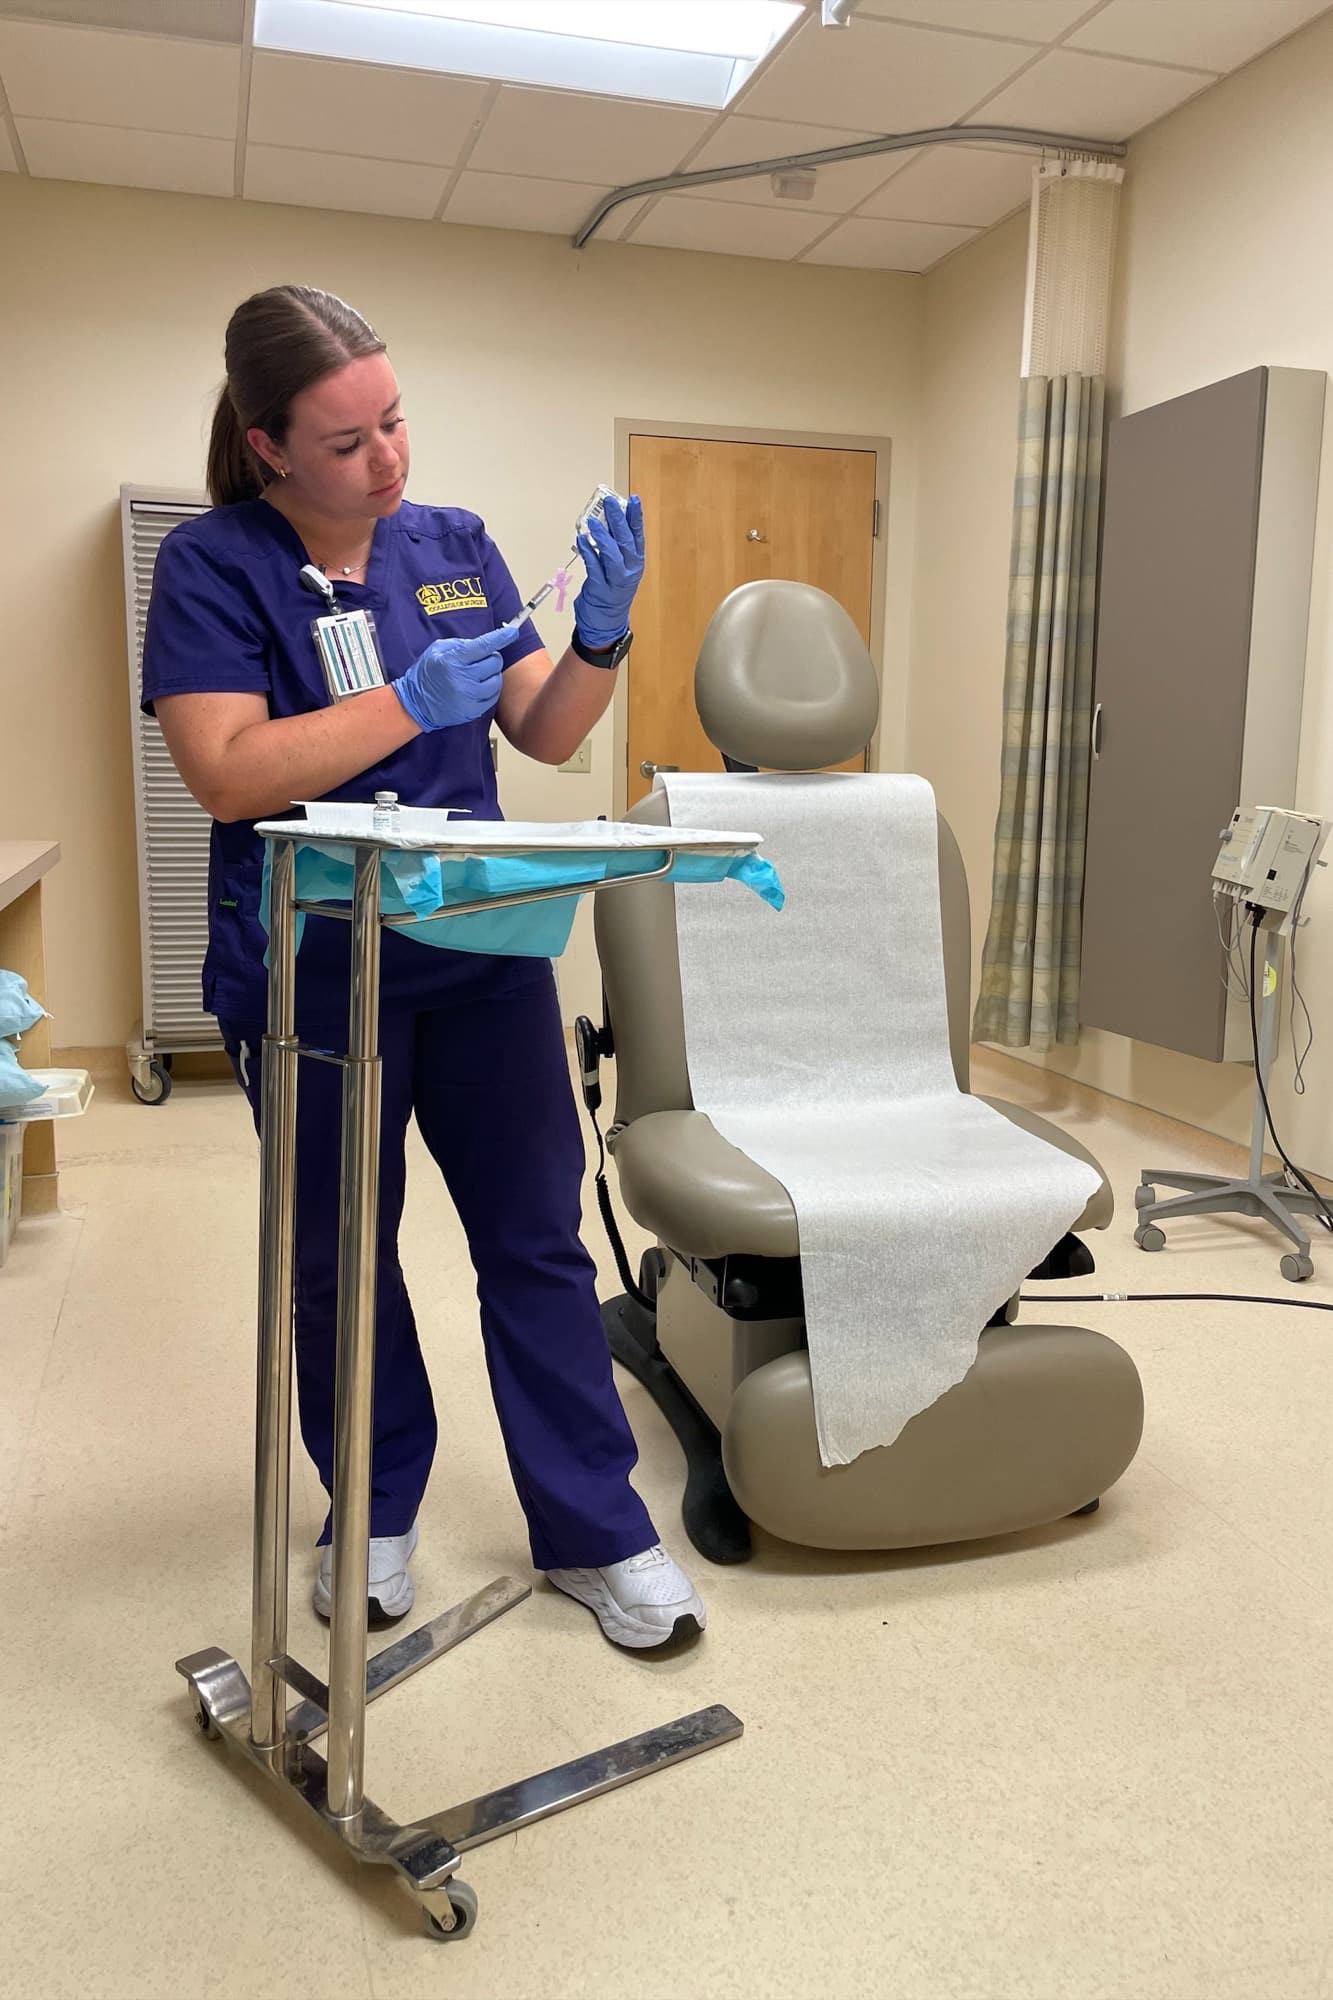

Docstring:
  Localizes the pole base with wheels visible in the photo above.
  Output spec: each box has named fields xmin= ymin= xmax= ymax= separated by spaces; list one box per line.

xmin=1132 ymin=930 xmax=1325 ymax=1282
xmin=1134 ymin=1169 xmax=1322 ymax=1278
xmin=176 ymin=1605 xmax=742 ymax=1942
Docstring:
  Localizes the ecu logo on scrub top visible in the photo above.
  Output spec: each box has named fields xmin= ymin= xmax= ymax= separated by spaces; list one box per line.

xmin=417 ymin=576 xmax=488 ymax=614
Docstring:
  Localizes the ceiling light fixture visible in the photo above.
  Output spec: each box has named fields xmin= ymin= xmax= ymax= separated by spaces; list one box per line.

xmin=254 ymin=0 xmax=803 ymax=107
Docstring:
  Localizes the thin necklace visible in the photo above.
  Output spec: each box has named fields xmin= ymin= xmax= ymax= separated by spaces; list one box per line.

xmin=314 ymin=540 xmax=374 ymax=577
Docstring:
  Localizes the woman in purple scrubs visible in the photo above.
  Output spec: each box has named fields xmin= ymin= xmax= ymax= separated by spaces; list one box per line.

xmin=143 ymin=284 xmax=704 ymax=1651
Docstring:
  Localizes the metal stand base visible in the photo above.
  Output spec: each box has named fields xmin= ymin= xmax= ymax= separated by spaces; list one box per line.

xmin=1135 ymin=1169 xmax=1322 ymax=1276
xmin=177 ymin=1573 xmax=741 ymax=1941
xmin=1134 ymin=930 xmax=1323 ymax=1281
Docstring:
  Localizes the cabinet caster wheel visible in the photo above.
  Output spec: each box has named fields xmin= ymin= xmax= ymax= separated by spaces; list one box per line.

xmin=425 ymin=1879 xmax=478 ymax=1941
xmin=1134 ymin=1224 xmax=1165 ymax=1252
xmin=132 ymin=1060 xmax=172 ymax=1105
xmin=1134 ymin=1184 xmax=1156 ymax=1212
xmin=190 ymin=1693 xmax=221 ymax=1741
xmin=1280 ymin=1254 xmax=1314 ymax=1284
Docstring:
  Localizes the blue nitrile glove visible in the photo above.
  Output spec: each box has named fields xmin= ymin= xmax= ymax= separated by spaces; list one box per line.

xmin=394 ymin=619 xmax=522 ymax=733
xmin=574 ymin=493 xmax=645 ymax=650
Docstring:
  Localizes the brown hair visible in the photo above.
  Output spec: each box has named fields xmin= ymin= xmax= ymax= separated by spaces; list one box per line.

xmin=206 ymin=285 xmax=387 ymax=507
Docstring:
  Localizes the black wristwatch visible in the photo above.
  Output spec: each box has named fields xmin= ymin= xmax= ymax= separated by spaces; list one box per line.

xmin=571 ymin=627 xmax=634 ymax=670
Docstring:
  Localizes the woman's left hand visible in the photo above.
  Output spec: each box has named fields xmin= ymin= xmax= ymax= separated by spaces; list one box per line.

xmin=573 ymin=493 xmax=645 ymax=650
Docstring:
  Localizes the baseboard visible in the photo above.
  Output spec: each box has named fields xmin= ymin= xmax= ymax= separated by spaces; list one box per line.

xmin=52 ymin=1045 xmax=233 ymax=1083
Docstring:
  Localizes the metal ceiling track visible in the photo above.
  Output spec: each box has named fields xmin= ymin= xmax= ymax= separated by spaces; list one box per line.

xmin=572 ymin=124 xmax=1126 ymax=248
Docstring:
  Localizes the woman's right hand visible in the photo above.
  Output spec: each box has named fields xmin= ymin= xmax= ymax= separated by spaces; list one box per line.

xmin=394 ymin=619 xmax=523 ymax=733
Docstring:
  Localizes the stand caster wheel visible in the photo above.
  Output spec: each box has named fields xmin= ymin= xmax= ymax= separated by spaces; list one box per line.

xmin=132 ymin=1059 xmax=172 ymax=1106
xmin=1280 ymin=1254 xmax=1314 ymax=1284
xmin=1134 ymin=1224 xmax=1165 ymax=1252
xmin=1134 ymin=1184 xmax=1156 ymax=1212
xmin=190 ymin=1693 xmax=221 ymax=1741
xmin=424 ymin=1879 xmax=478 ymax=1941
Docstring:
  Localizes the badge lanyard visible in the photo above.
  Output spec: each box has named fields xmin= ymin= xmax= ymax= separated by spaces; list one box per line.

xmin=298 ymin=562 xmax=387 ymax=702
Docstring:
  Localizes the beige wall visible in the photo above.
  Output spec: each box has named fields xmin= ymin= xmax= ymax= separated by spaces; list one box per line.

xmin=910 ymin=9 xmax=1333 ymax=1176
xmin=0 ymin=173 xmax=921 ymax=1044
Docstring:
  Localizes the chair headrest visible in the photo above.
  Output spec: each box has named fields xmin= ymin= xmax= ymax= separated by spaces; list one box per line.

xmin=694 ymin=580 xmax=880 ymax=772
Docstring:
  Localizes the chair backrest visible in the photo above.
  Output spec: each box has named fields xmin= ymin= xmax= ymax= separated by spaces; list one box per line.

xmin=596 ymin=580 xmax=974 ymax=1126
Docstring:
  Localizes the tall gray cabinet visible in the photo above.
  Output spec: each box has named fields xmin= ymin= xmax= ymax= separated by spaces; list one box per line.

xmin=1079 ymin=367 xmax=1325 ymax=1062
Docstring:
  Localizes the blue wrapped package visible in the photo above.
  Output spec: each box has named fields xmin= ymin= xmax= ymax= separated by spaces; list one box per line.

xmin=0 ymin=1038 xmax=45 ymax=1110
xmin=0 ymin=969 xmax=45 ymax=1040
xmin=260 ymin=838 xmax=783 ymax=962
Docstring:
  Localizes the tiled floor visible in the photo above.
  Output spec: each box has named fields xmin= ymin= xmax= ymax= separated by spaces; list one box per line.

xmin=2 ymin=1050 xmax=1330 ymax=2000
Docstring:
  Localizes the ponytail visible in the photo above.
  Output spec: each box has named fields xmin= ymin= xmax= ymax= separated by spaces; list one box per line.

xmin=206 ymin=386 xmax=265 ymax=507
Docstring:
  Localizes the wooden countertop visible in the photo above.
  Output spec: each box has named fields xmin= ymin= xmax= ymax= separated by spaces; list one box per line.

xmin=0 ymin=841 xmax=61 ymax=915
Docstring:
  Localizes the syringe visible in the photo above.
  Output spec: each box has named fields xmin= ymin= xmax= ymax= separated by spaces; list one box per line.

xmin=518 ymin=485 xmax=623 ymax=621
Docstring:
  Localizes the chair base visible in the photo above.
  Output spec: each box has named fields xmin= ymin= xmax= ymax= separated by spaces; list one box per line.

xmin=602 ymin=1292 xmax=753 ymax=1565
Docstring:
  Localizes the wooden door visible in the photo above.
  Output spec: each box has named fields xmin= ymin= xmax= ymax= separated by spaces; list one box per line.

xmin=626 ymin=435 xmax=878 ymax=804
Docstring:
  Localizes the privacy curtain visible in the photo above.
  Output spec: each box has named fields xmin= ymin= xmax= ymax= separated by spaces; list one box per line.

xmin=972 ymin=371 xmax=1104 ymax=1048
xmin=973 ymin=157 xmax=1123 ymax=1051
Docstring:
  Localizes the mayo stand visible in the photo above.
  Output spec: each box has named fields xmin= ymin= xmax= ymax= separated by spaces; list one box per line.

xmin=175 ymin=816 xmax=754 ymax=1940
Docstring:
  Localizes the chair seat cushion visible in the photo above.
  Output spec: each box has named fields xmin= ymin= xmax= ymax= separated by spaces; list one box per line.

xmin=610 ymin=1097 xmax=1112 ymax=1260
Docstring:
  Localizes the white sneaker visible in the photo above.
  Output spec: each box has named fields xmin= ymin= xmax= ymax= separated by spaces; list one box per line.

xmin=314 ymin=1524 xmax=418 ymax=1627
xmin=547 ymin=1543 xmax=706 ymax=1651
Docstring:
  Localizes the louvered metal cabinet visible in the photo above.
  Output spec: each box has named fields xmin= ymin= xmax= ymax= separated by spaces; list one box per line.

xmin=121 ymin=485 xmax=222 ymax=1103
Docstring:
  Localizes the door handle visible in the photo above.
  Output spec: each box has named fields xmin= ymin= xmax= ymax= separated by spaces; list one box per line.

xmin=640 ymin=761 xmax=679 ymax=779
xmin=1091 ymin=703 xmax=1104 ymax=759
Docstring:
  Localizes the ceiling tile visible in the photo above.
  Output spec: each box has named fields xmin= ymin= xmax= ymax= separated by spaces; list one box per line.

xmin=857 ymin=0 xmax=1094 ymax=36
xmin=0 ymin=0 xmax=242 ymax=37
xmin=17 ymin=118 xmax=234 ymax=195
xmin=466 ymin=86 xmax=713 ymax=185
xmin=244 ymin=143 xmax=448 ymax=219
xmin=801 ymin=214 xmax=978 ymax=270
xmin=739 ymin=14 xmax=1033 ymax=130
xmin=0 ymin=121 xmax=18 ymax=170
xmin=0 ymin=20 xmax=239 ymax=136
xmin=859 ymin=143 xmax=1037 ymax=225
xmin=629 ymin=193 xmax=830 ymax=261
xmin=445 ymin=170 xmax=612 ymax=237
xmin=1067 ymin=0 xmax=1332 ymax=72
xmin=247 ymin=52 xmax=488 ymax=168
xmin=683 ymin=115 xmax=919 ymax=212
xmin=968 ymin=46 xmax=1214 ymax=139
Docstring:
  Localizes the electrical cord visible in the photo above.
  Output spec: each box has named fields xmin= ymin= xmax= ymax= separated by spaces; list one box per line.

xmin=1213 ymin=891 xmax=1250 ymax=1000
xmin=1020 ymin=1290 xmax=1330 ymax=1313
xmin=590 ymin=1105 xmax=655 ymax=1311
xmin=1287 ymin=863 xmax=1315 ymax=1096
xmin=1247 ymin=913 xmax=1333 ymax=1235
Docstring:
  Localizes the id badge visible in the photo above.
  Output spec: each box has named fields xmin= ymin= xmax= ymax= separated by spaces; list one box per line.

xmin=311 ymin=608 xmax=387 ymax=701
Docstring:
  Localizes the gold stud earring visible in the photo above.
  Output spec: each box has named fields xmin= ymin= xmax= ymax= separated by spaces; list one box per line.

xmin=278 ymin=466 xmax=289 ymax=479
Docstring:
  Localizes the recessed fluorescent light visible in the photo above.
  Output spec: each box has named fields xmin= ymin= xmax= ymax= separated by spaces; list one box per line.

xmin=354 ymin=1 xmax=799 ymax=62
xmin=254 ymin=0 xmax=803 ymax=108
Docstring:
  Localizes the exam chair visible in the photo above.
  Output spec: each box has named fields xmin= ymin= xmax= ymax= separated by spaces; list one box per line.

xmin=591 ymin=581 xmax=1142 ymax=1560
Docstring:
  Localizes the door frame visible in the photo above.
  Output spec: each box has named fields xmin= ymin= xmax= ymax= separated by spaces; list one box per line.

xmin=611 ymin=417 xmax=894 ymax=815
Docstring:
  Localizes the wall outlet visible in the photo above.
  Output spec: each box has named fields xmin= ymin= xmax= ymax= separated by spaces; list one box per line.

xmin=558 ymin=739 xmax=592 ymax=774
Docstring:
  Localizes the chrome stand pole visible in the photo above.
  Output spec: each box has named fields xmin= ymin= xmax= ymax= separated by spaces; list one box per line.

xmin=250 ymin=839 xmax=299 ymax=1759
xmin=326 ymin=845 xmax=383 ymax=1827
